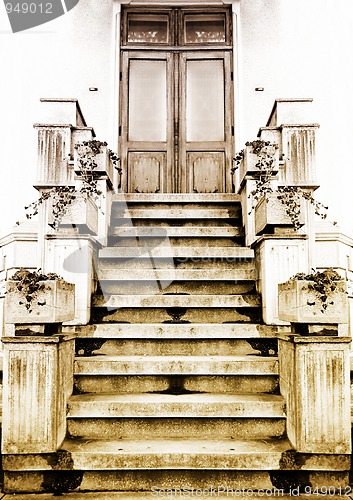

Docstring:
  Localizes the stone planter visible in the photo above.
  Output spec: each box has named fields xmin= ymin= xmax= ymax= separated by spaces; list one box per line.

xmin=49 ymin=193 xmax=98 ymax=235
xmin=239 ymin=144 xmax=279 ymax=185
xmin=278 ymin=279 xmax=348 ymax=324
xmin=74 ymin=144 xmax=114 ymax=185
xmin=255 ymin=193 xmax=305 ymax=235
xmin=5 ymin=279 xmax=75 ymax=324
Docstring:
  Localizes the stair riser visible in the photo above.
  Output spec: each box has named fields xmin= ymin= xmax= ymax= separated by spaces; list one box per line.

xmin=112 ymin=202 xmax=242 ymax=210
xmin=67 ymin=418 xmax=286 ymax=440
xmin=109 ymin=237 xmax=242 ymax=247
xmin=99 ymin=258 xmax=254 ymax=270
xmin=98 ymin=281 xmax=256 ymax=295
xmin=74 ymin=359 xmax=278 ymax=376
xmin=92 ymin=307 xmax=261 ymax=324
xmin=75 ymin=339 xmax=277 ymax=357
xmin=74 ymin=375 xmax=279 ymax=395
xmin=8 ymin=470 xmax=348 ymax=494
xmin=67 ymin=402 xmax=285 ymax=419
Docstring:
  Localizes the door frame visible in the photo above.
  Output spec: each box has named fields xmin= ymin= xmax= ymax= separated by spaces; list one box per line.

xmin=118 ymin=5 xmax=236 ymax=194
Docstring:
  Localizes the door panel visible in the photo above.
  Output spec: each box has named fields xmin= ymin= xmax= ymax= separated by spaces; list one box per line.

xmin=187 ymin=152 xmax=225 ymax=193
xmin=128 ymin=152 xmax=166 ymax=194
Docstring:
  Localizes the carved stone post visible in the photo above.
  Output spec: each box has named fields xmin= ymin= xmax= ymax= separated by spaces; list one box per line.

xmin=1 ymin=334 xmax=75 ymax=454
xmin=278 ymin=335 xmax=351 ymax=454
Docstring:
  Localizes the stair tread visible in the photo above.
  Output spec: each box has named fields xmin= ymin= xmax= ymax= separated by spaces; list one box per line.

xmin=75 ymin=355 xmax=278 ymax=361
xmin=52 ymin=437 xmax=293 ymax=470
xmin=112 ymin=208 xmax=241 ymax=219
xmin=100 ymin=246 xmax=253 ymax=258
xmin=69 ymin=393 xmax=284 ymax=403
xmin=65 ymin=323 xmax=290 ymax=339
xmin=112 ymin=193 xmax=242 ymax=203
xmin=93 ymin=294 xmax=261 ymax=308
xmin=110 ymin=226 xmax=244 ymax=237
xmin=98 ymin=269 xmax=256 ymax=281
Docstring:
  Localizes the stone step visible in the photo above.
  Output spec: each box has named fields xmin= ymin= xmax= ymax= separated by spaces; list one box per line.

xmin=92 ymin=307 xmax=261 ymax=324
xmin=97 ymin=268 xmax=256 ymax=281
xmin=112 ymin=193 xmax=242 ymax=203
xmin=5 ymin=438 xmax=292 ymax=471
xmin=74 ymin=374 xmax=279 ymax=395
xmin=99 ymin=246 xmax=254 ymax=259
xmin=74 ymin=355 xmax=279 ymax=376
xmin=4 ymin=468 xmax=349 ymax=495
xmin=65 ymin=323 xmax=290 ymax=339
xmin=93 ymin=294 xmax=261 ymax=309
xmin=67 ymin=393 xmax=286 ymax=418
xmin=97 ymin=280 xmax=255 ymax=294
xmin=110 ymin=226 xmax=244 ymax=238
xmin=74 ymin=338 xmax=277 ymax=357
xmin=111 ymin=208 xmax=241 ymax=220
xmin=67 ymin=416 xmax=286 ymax=440
xmin=99 ymin=258 xmax=254 ymax=270
xmin=109 ymin=236 xmax=243 ymax=247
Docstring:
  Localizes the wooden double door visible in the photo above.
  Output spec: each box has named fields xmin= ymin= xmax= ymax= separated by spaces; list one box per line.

xmin=119 ymin=8 xmax=234 ymax=193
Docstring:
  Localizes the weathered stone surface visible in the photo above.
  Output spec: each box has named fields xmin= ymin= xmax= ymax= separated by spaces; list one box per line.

xmin=67 ymin=393 xmax=286 ymax=418
xmin=74 ymin=338 xmax=277 ymax=357
xmin=112 ymin=193 xmax=241 ymax=203
xmin=74 ymin=374 xmax=279 ymax=395
xmin=66 ymin=322 xmax=290 ymax=339
xmin=278 ymin=335 xmax=351 ymax=454
xmin=67 ymin=417 xmax=285 ymax=440
xmin=111 ymin=226 xmax=244 ymax=238
xmin=278 ymin=279 xmax=348 ymax=324
xmin=5 ymin=280 xmax=75 ymax=324
xmin=100 ymin=246 xmax=254 ymax=258
xmin=255 ymin=194 xmax=304 ymax=235
xmin=4 ymin=438 xmax=293 ymax=471
xmin=2 ymin=335 xmax=75 ymax=454
xmin=98 ymin=268 xmax=256 ymax=281
xmin=112 ymin=208 xmax=241 ymax=219
xmin=74 ymin=355 xmax=279 ymax=376
xmin=93 ymin=294 xmax=261 ymax=309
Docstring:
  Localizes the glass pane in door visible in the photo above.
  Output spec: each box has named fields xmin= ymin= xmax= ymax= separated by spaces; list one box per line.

xmin=184 ymin=14 xmax=226 ymax=44
xmin=128 ymin=59 xmax=167 ymax=142
xmin=127 ymin=14 xmax=169 ymax=44
xmin=186 ymin=59 xmax=225 ymax=142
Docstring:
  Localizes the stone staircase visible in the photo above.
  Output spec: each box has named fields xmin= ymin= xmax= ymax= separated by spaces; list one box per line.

xmin=4 ymin=194 xmax=348 ymax=494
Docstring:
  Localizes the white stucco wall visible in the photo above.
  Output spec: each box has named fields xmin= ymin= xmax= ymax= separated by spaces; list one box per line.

xmin=1 ymin=0 xmax=353 ymax=237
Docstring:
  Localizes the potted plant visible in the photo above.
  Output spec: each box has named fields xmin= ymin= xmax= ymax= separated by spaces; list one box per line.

xmin=5 ymin=268 xmax=75 ymax=324
xmin=233 ymin=139 xmax=329 ymax=234
xmin=233 ymin=140 xmax=279 ymax=187
xmin=25 ymin=141 xmax=121 ymax=232
xmin=74 ymin=140 xmax=121 ymax=188
xmin=278 ymin=268 xmax=348 ymax=324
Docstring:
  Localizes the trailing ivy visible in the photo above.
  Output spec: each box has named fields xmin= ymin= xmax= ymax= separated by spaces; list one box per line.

xmin=25 ymin=140 xmax=121 ymax=230
xmin=233 ymin=139 xmax=330 ymax=229
xmin=291 ymin=268 xmax=342 ymax=312
xmin=11 ymin=268 xmax=63 ymax=312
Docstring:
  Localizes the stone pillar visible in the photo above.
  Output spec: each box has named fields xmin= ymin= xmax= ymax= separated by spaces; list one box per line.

xmin=1 ymin=334 xmax=75 ymax=454
xmin=254 ymin=235 xmax=309 ymax=324
xmin=278 ymin=334 xmax=351 ymax=454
